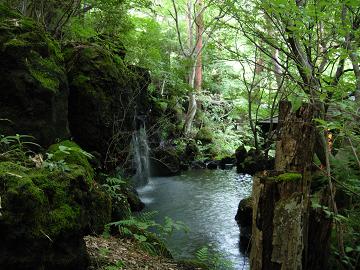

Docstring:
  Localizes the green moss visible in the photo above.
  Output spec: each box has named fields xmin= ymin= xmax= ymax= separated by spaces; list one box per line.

xmin=48 ymin=204 xmax=81 ymax=235
xmin=0 ymin=160 xmax=111 ymax=240
xmin=28 ymin=69 xmax=59 ymax=92
xmin=48 ymin=140 xmax=94 ymax=180
xmin=274 ymin=173 xmax=302 ymax=182
xmin=195 ymin=127 xmax=213 ymax=144
xmin=0 ymin=4 xmax=65 ymax=93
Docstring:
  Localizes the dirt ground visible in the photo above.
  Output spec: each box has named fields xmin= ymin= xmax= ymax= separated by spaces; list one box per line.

xmin=85 ymin=236 xmax=204 ymax=270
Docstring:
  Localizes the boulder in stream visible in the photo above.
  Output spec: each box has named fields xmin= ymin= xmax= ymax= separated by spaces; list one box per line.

xmin=235 ymin=196 xmax=253 ymax=250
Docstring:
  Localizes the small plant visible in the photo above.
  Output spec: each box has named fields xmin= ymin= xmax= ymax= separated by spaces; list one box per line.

xmin=102 ymin=177 xmax=127 ymax=200
xmin=0 ymin=133 xmax=39 ymax=163
xmin=194 ymin=245 xmax=233 ymax=270
xmin=104 ymin=260 xmax=125 ymax=270
xmin=105 ymin=212 xmax=188 ymax=257
xmin=42 ymin=153 xmax=70 ymax=172
xmin=55 ymin=145 xmax=94 ymax=159
xmin=99 ymin=247 xmax=111 ymax=257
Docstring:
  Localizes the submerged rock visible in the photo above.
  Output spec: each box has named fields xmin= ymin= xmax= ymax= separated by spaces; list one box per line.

xmin=0 ymin=141 xmax=111 ymax=270
xmin=0 ymin=5 xmax=69 ymax=146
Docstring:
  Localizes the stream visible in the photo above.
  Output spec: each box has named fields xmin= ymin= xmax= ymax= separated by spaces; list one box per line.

xmin=137 ymin=169 xmax=252 ymax=270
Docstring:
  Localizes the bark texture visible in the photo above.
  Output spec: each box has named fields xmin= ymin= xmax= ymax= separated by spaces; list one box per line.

xmin=250 ymin=101 xmax=316 ymax=270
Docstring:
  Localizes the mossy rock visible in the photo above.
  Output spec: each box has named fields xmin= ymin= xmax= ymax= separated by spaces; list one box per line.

xmin=64 ymin=43 xmax=151 ymax=169
xmin=0 ymin=5 xmax=69 ymax=147
xmin=195 ymin=127 xmax=213 ymax=144
xmin=0 ymin=160 xmax=111 ymax=269
xmin=48 ymin=140 xmax=94 ymax=179
xmin=183 ymin=140 xmax=200 ymax=162
xmin=235 ymin=196 xmax=253 ymax=227
xmin=150 ymin=147 xmax=181 ymax=176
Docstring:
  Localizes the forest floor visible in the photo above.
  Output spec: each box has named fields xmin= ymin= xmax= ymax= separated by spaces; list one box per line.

xmin=85 ymin=236 xmax=203 ymax=270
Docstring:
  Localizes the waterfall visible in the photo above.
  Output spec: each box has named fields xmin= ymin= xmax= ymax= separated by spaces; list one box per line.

xmin=132 ymin=119 xmax=150 ymax=187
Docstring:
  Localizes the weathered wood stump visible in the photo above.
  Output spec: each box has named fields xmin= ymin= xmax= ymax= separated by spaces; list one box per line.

xmin=250 ymin=171 xmax=311 ymax=270
xmin=250 ymin=101 xmax=316 ymax=270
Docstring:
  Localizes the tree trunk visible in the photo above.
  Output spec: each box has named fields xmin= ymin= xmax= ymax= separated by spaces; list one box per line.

xmin=183 ymin=0 xmax=203 ymax=135
xmin=250 ymin=101 xmax=316 ymax=270
xmin=305 ymin=188 xmax=332 ymax=270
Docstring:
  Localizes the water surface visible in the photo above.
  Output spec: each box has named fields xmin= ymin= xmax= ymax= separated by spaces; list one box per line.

xmin=137 ymin=169 xmax=252 ymax=270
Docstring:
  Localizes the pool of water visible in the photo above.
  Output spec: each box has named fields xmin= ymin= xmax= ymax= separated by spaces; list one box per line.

xmin=136 ymin=169 xmax=252 ymax=270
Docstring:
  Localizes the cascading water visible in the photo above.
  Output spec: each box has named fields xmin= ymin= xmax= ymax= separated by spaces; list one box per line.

xmin=132 ymin=119 xmax=150 ymax=187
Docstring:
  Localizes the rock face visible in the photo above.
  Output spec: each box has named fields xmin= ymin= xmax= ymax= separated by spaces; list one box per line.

xmin=0 ymin=141 xmax=111 ymax=270
xmin=65 ymin=44 xmax=150 ymax=169
xmin=0 ymin=5 xmax=69 ymax=147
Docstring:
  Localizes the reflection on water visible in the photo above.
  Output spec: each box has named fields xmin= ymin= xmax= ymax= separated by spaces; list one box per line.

xmin=137 ymin=169 xmax=252 ymax=270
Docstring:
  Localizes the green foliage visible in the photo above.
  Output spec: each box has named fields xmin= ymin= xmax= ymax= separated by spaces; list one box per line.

xmin=47 ymin=140 xmax=94 ymax=179
xmin=0 ymin=134 xmax=39 ymax=163
xmin=105 ymin=212 xmax=187 ymax=257
xmin=104 ymin=260 xmax=125 ymax=270
xmin=193 ymin=245 xmax=233 ymax=270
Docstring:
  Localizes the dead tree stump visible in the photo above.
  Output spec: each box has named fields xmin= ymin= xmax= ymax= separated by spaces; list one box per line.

xmin=250 ymin=101 xmax=316 ymax=270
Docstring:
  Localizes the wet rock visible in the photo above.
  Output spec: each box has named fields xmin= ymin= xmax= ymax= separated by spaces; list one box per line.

xmin=125 ymin=187 xmax=145 ymax=212
xmin=206 ymin=160 xmax=218 ymax=170
xmin=150 ymin=146 xmax=181 ymax=176
xmin=235 ymin=197 xmax=253 ymax=248
xmin=64 ymin=43 xmax=150 ymax=169
xmin=0 ymin=5 xmax=69 ymax=147
xmin=235 ymin=145 xmax=247 ymax=165
xmin=191 ymin=160 xmax=206 ymax=169
xmin=219 ymin=156 xmax=235 ymax=169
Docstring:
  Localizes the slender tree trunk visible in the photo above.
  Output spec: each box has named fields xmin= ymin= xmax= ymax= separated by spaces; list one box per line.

xmin=184 ymin=0 xmax=203 ymax=135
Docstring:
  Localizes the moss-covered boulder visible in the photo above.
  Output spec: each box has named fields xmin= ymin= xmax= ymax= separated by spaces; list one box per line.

xmin=0 ymin=5 xmax=69 ymax=147
xmin=0 ymin=145 xmax=111 ymax=269
xmin=48 ymin=140 xmax=94 ymax=179
xmin=195 ymin=127 xmax=213 ymax=144
xmin=64 ymin=43 xmax=150 ymax=169
xmin=150 ymin=146 xmax=181 ymax=176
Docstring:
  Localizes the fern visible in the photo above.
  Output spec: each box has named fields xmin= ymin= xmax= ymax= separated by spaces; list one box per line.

xmin=106 ymin=212 xmax=188 ymax=258
xmin=195 ymin=246 xmax=209 ymax=263
xmin=194 ymin=245 xmax=233 ymax=270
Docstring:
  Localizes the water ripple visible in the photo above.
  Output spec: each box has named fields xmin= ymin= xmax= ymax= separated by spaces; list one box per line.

xmin=138 ymin=169 xmax=252 ymax=270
